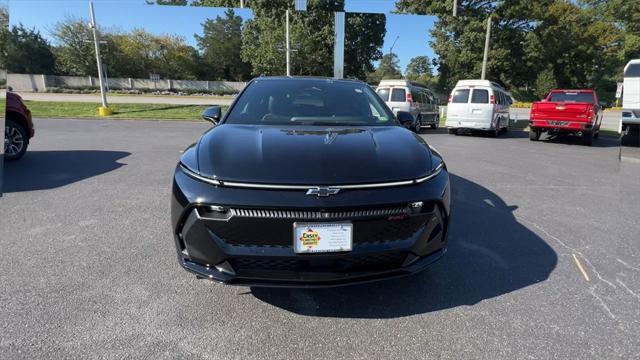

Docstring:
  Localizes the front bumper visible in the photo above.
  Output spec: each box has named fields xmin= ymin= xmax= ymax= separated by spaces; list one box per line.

xmin=171 ymin=166 xmax=451 ymax=287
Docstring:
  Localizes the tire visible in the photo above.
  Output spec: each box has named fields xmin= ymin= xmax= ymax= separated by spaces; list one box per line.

xmin=492 ymin=120 xmax=500 ymax=138
xmin=431 ymin=115 xmax=439 ymax=129
xmin=583 ymin=130 xmax=594 ymax=146
xmin=4 ymin=119 xmax=28 ymax=161
xmin=413 ymin=116 xmax=422 ymax=133
xmin=529 ymin=128 xmax=541 ymax=141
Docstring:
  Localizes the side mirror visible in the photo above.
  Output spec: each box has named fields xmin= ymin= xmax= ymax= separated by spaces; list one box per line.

xmin=202 ymin=106 xmax=221 ymax=125
xmin=396 ymin=111 xmax=415 ymax=128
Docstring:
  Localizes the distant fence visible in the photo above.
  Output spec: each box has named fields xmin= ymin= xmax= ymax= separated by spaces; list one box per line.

xmin=7 ymin=73 xmax=246 ymax=93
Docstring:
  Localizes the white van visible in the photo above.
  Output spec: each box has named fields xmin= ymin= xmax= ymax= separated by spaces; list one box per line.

xmin=375 ymin=79 xmax=440 ymax=132
xmin=445 ymin=80 xmax=512 ymax=136
xmin=623 ymin=59 xmax=640 ymax=110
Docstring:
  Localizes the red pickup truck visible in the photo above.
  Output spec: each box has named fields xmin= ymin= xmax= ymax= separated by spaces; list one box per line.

xmin=529 ymin=89 xmax=603 ymax=145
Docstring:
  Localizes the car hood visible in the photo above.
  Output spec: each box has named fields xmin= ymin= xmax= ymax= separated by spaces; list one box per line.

xmin=197 ymin=124 xmax=432 ymax=185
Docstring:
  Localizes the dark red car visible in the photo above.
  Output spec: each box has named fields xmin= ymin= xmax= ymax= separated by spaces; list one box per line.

xmin=529 ymin=89 xmax=603 ymax=145
xmin=4 ymin=91 xmax=34 ymax=161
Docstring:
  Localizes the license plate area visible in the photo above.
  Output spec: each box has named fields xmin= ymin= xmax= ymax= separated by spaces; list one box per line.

xmin=548 ymin=120 xmax=570 ymax=126
xmin=293 ymin=222 xmax=353 ymax=254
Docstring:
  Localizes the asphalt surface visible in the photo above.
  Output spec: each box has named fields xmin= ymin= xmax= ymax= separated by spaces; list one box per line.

xmin=1 ymin=119 xmax=639 ymax=359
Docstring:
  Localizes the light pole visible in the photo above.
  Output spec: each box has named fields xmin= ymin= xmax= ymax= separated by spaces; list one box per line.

xmin=285 ymin=9 xmax=291 ymax=76
xmin=481 ymin=16 xmax=491 ymax=80
xmin=89 ymin=1 xmax=110 ymax=115
xmin=389 ymin=35 xmax=400 ymax=55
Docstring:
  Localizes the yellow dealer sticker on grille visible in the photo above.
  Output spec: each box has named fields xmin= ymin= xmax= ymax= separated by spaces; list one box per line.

xmin=293 ymin=222 xmax=353 ymax=253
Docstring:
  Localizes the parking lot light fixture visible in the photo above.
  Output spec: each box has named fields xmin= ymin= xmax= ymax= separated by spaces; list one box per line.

xmin=89 ymin=1 xmax=111 ymax=116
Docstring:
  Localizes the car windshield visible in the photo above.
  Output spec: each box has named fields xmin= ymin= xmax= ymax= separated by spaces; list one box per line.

xmin=548 ymin=92 xmax=595 ymax=103
xmin=225 ymin=79 xmax=394 ymax=126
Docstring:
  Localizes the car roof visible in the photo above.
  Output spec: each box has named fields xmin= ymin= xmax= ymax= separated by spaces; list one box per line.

xmin=251 ymin=76 xmax=367 ymax=86
xmin=377 ymin=79 xmax=431 ymax=89
xmin=455 ymin=79 xmax=505 ymax=90
xmin=549 ymin=89 xmax=595 ymax=92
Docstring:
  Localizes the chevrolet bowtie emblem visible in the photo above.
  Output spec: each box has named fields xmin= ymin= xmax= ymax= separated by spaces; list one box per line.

xmin=306 ymin=187 xmax=340 ymax=197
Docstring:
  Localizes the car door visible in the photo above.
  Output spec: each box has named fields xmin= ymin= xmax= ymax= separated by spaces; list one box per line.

xmin=448 ymin=87 xmax=471 ymax=125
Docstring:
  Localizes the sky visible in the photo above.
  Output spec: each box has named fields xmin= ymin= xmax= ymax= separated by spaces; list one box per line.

xmin=7 ymin=0 xmax=436 ymax=74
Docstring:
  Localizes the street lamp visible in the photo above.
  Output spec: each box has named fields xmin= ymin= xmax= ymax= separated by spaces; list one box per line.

xmin=389 ymin=35 xmax=400 ymax=55
xmin=89 ymin=1 xmax=111 ymax=115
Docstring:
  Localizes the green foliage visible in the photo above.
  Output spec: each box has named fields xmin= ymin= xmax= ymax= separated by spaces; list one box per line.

xmin=149 ymin=0 xmax=386 ymax=79
xmin=366 ymin=53 xmax=402 ymax=84
xmin=51 ymin=17 xmax=101 ymax=76
xmin=345 ymin=12 xmax=386 ymax=80
xmin=395 ymin=0 xmax=628 ymax=102
xmin=52 ymin=17 xmax=199 ymax=79
xmin=0 ymin=5 xmax=8 ymax=69
xmin=6 ymin=24 xmax=56 ymax=74
xmin=405 ymin=55 xmax=436 ymax=87
xmin=195 ymin=8 xmax=251 ymax=80
xmin=534 ymin=67 xmax=557 ymax=100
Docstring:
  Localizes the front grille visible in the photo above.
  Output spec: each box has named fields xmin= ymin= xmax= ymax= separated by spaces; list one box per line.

xmin=229 ymin=207 xmax=408 ymax=220
xmin=231 ymin=252 xmax=408 ymax=273
xmin=205 ymin=209 xmax=432 ymax=248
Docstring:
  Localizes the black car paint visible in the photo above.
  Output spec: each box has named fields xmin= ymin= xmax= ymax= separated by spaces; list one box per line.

xmin=171 ymin=77 xmax=451 ymax=287
xmin=196 ymin=125 xmax=432 ymax=184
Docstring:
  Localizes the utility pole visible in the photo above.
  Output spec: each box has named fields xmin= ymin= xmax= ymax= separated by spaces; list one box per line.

xmin=285 ymin=9 xmax=291 ymax=76
xmin=481 ymin=16 xmax=491 ymax=80
xmin=89 ymin=1 xmax=110 ymax=114
xmin=453 ymin=0 xmax=457 ymax=17
xmin=240 ymin=0 xmax=244 ymax=8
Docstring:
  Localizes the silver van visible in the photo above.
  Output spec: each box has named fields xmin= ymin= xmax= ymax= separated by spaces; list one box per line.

xmin=375 ymin=80 xmax=440 ymax=132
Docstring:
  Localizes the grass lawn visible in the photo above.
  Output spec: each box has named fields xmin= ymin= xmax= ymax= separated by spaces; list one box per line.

xmin=25 ymin=101 xmax=227 ymax=121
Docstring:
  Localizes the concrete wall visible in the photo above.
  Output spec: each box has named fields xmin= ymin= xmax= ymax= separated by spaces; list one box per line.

xmin=7 ymin=73 xmax=246 ymax=93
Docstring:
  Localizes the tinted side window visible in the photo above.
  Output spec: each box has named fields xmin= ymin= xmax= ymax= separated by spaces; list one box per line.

xmin=452 ymin=89 xmax=470 ymax=103
xmin=411 ymin=89 xmax=422 ymax=103
xmin=391 ymin=88 xmax=406 ymax=102
xmin=420 ymin=90 xmax=430 ymax=104
xmin=376 ymin=88 xmax=390 ymax=101
xmin=471 ymin=89 xmax=489 ymax=103
xmin=625 ymin=64 xmax=640 ymax=77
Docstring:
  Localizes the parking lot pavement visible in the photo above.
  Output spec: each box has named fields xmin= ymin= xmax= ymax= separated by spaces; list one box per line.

xmin=1 ymin=120 xmax=639 ymax=359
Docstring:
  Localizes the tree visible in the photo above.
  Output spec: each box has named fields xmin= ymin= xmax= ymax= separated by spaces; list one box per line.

xmin=395 ymin=0 xmax=624 ymax=102
xmin=345 ymin=12 xmax=386 ymax=80
xmin=51 ymin=17 xmax=99 ymax=76
xmin=52 ymin=17 xmax=200 ymax=79
xmin=534 ymin=67 xmax=556 ymax=100
xmin=154 ymin=0 xmax=386 ymax=79
xmin=405 ymin=55 xmax=436 ymax=86
xmin=5 ymin=24 xmax=56 ymax=74
xmin=195 ymin=8 xmax=251 ymax=80
xmin=366 ymin=53 xmax=402 ymax=84
xmin=0 ymin=4 xmax=9 ymax=70
xmin=109 ymin=29 xmax=199 ymax=79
